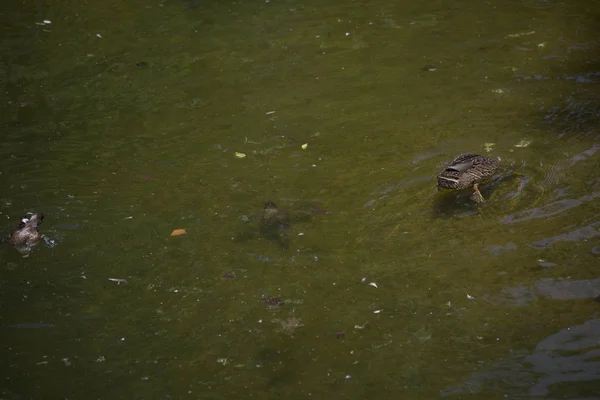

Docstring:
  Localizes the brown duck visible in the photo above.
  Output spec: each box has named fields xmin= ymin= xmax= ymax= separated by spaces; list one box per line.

xmin=6 ymin=212 xmax=44 ymax=248
xmin=437 ymin=154 xmax=499 ymax=202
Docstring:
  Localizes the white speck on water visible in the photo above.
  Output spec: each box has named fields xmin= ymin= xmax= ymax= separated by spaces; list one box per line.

xmin=96 ymin=33 xmax=102 ymax=38
xmin=217 ymin=357 xmax=228 ymax=366
xmin=345 ymin=32 xmax=350 ymax=36
xmin=368 ymin=282 xmax=378 ymax=288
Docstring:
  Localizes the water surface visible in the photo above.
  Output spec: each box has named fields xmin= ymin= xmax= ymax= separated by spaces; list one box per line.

xmin=1 ymin=0 xmax=600 ymax=398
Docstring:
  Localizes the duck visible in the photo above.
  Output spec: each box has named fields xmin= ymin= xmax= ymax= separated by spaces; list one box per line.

xmin=437 ymin=154 xmax=499 ymax=202
xmin=6 ymin=212 xmax=44 ymax=249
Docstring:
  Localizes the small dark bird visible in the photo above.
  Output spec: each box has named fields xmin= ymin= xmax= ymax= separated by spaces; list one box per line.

xmin=7 ymin=212 xmax=44 ymax=249
xmin=437 ymin=154 xmax=499 ymax=202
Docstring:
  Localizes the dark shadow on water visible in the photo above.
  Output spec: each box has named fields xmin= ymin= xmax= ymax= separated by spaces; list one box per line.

xmin=432 ymin=189 xmax=481 ymax=219
xmin=233 ymin=201 xmax=319 ymax=250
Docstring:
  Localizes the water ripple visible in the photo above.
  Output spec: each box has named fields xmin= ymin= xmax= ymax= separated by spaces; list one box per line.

xmin=501 ymin=277 xmax=600 ymax=306
xmin=501 ymin=192 xmax=600 ymax=224
xmin=442 ymin=319 xmax=600 ymax=398
xmin=532 ymin=221 xmax=600 ymax=248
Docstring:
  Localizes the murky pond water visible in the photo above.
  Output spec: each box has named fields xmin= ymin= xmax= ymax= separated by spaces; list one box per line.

xmin=1 ymin=0 xmax=600 ymax=398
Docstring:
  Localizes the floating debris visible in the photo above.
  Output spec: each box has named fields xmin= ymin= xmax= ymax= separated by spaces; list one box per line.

xmin=170 ymin=229 xmax=187 ymax=236
xmin=216 ymin=358 xmax=228 ymax=366
xmin=505 ymin=30 xmax=535 ymax=39
xmin=301 ymin=143 xmax=308 ymax=150
xmin=234 ymin=152 xmax=246 ymax=158
xmin=368 ymin=282 xmax=378 ymax=288
xmin=275 ymin=316 xmax=304 ymax=334
xmin=108 ymin=278 xmax=127 ymax=285
xmin=262 ymin=296 xmax=284 ymax=307
xmin=514 ymin=139 xmax=532 ymax=148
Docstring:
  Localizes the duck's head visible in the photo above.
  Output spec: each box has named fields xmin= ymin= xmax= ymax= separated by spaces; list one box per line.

xmin=21 ymin=212 xmax=44 ymax=229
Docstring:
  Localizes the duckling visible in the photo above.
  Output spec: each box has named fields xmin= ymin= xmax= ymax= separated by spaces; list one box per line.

xmin=437 ymin=154 xmax=499 ymax=202
xmin=7 ymin=212 xmax=44 ymax=249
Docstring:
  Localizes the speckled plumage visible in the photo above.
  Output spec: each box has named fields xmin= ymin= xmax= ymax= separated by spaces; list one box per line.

xmin=437 ymin=154 xmax=499 ymax=190
xmin=7 ymin=212 xmax=44 ymax=248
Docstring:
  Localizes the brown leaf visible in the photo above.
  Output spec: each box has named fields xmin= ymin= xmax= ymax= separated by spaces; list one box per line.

xmin=170 ymin=229 xmax=187 ymax=236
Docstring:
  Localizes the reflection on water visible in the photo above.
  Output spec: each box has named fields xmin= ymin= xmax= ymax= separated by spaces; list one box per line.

xmin=443 ymin=319 xmax=600 ymax=398
xmin=533 ymin=220 xmax=600 ymax=248
xmin=498 ymin=278 xmax=600 ymax=306
xmin=502 ymin=195 xmax=597 ymax=225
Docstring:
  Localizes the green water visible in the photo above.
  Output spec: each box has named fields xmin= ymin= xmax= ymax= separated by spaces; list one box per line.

xmin=1 ymin=0 xmax=600 ymax=398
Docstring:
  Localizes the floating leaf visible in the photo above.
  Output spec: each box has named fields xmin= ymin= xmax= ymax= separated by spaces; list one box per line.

xmin=301 ymin=143 xmax=308 ymax=150
xmin=235 ymin=152 xmax=246 ymax=158
xmin=170 ymin=229 xmax=187 ymax=236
